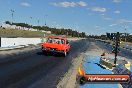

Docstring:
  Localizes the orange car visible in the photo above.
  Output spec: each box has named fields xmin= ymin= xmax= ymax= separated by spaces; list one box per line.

xmin=41 ymin=35 xmax=71 ymax=56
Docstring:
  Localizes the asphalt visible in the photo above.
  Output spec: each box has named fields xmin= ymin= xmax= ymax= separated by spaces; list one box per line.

xmin=0 ymin=39 xmax=90 ymax=88
xmin=95 ymin=40 xmax=132 ymax=60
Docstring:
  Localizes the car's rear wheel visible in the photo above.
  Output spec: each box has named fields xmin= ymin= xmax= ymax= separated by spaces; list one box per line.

xmin=67 ymin=50 xmax=70 ymax=54
xmin=64 ymin=51 xmax=67 ymax=56
xmin=62 ymin=51 xmax=67 ymax=57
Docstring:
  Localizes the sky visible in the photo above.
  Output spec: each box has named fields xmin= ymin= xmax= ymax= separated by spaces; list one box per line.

xmin=0 ymin=0 xmax=132 ymax=35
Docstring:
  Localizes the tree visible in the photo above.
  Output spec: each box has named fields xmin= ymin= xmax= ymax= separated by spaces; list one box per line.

xmin=4 ymin=21 xmax=88 ymax=38
xmin=5 ymin=21 xmax=11 ymax=25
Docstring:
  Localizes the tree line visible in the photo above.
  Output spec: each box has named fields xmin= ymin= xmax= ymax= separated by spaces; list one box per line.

xmin=5 ymin=21 xmax=86 ymax=38
xmin=88 ymin=34 xmax=132 ymax=43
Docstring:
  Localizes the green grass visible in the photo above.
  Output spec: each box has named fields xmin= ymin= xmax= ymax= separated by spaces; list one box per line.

xmin=0 ymin=28 xmax=47 ymax=38
xmin=99 ymin=59 xmax=114 ymax=69
xmin=0 ymin=28 xmax=78 ymax=38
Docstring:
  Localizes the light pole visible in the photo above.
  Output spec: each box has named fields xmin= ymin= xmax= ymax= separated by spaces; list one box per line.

xmin=30 ymin=17 xmax=33 ymax=27
xmin=37 ymin=19 xmax=40 ymax=26
xmin=10 ymin=9 xmax=15 ymax=25
xmin=30 ymin=17 xmax=32 ymax=23
xmin=44 ymin=14 xmax=48 ymax=26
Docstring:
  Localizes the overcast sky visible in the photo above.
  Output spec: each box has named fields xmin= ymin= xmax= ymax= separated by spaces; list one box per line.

xmin=0 ymin=0 xmax=132 ymax=35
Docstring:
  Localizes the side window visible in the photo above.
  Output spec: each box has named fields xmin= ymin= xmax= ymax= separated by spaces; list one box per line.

xmin=66 ymin=40 xmax=69 ymax=44
xmin=61 ymin=39 xmax=65 ymax=44
xmin=57 ymin=40 xmax=61 ymax=44
xmin=47 ymin=38 xmax=53 ymax=43
xmin=49 ymin=39 xmax=52 ymax=43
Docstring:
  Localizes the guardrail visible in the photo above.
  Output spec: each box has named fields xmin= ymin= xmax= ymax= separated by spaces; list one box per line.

xmin=0 ymin=38 xmax=46 ymax=48
xmin=0 ymin=45 xmax=26 ymax=51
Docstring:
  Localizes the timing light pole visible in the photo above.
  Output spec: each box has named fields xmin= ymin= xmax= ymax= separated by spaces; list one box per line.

xmin=113 ymin=32 xmax=120 ymax=67
xmin=125 ymin=28 xmax=127 ymax=42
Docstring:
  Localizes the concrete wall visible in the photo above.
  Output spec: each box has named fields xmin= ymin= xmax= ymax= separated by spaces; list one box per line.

xmin=1 ymin=38 xmax=46 ymax=47
xmin=0 ymin=37 xmax=82 ymax=47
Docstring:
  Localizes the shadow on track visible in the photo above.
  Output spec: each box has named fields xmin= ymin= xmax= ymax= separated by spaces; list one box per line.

xmin=95 ymin=63 xmax=106 ymax=69
xmin=36 ymin=52 xmax=64 ymax=57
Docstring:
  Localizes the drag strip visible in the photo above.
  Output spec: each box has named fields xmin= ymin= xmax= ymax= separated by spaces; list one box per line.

xmin=0 ymin=39 xmax=90 ymax=88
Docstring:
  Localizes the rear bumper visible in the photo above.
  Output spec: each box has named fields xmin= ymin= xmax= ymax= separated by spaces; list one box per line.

xmin=42 ymin=48 xmax=64 ymax=53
